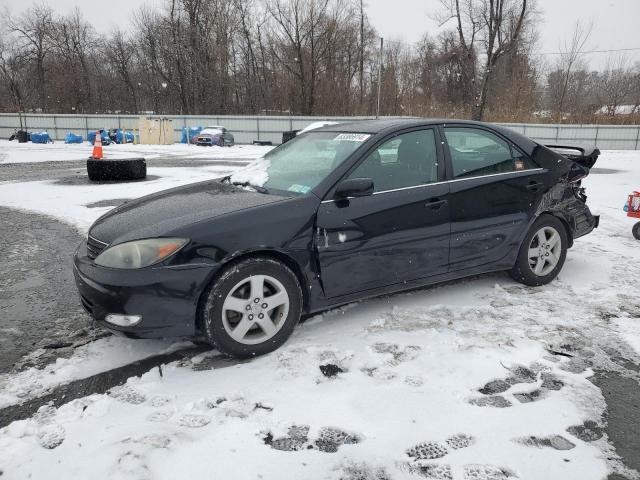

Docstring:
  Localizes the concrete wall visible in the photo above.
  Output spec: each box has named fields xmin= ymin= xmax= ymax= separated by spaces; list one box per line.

xmin=1 ymin=113 xmax=639 ymax=149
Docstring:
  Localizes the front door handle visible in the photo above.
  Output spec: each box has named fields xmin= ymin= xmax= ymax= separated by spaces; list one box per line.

xmin=526 ymin=181 xmax=544 ymax=192
xmin=425 ymin=198 xmax=447 ymax=210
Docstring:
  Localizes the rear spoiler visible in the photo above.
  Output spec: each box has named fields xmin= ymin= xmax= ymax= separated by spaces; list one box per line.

xmin=545 ymin=144 xmax=600 ymax=169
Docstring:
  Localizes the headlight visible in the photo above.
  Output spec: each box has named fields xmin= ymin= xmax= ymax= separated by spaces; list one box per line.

xmin=94 ymin=238 xmax=188 ymax=269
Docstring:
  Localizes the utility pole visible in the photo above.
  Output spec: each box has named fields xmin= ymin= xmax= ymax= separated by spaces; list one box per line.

xmin=376 ymin=37 xmax=384 ymax=119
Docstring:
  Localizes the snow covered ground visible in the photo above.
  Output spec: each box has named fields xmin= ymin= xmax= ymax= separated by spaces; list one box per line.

xmin=0 ymin=139 xmax=272 ymax=164
xmin=0 ymin=148 xmax=639 ymax=480
xmin=0 ymin=142 xmax=273 ymax=231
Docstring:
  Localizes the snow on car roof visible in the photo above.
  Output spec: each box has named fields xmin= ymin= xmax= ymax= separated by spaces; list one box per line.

xmin=298 ymin=121 xmax=340 ymax=134
xmin=200 ymin=127 xmax=224 ymax=135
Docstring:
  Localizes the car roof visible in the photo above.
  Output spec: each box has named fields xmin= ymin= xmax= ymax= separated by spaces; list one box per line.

xmin=312 ymin=118 xmax=538 ymax=153
xmin=314 ymin=118 xmax=498 ymax=133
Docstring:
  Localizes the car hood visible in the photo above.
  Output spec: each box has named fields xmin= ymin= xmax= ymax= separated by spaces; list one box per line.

xmin=89 ymin=180 xmax=287 ymax=245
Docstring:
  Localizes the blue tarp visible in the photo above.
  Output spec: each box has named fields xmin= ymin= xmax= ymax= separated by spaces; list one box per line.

xmin=87 ymin=130 xmax=110 ymax=144
xmin=65 ymin=132 xmax=83 ymax=144
xmin=115 ymin=129 xmax=135 ymax=144
xmin=31 ymin=131 xmax=52 ymax=144
xmin=181 ymin=126 xmax=203 ymax=143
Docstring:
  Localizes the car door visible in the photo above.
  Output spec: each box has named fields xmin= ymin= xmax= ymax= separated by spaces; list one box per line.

xmin=315 ymin=127 xmax=450 ymax=299
xmin=441 ymin=125 xmax=546 ymax=271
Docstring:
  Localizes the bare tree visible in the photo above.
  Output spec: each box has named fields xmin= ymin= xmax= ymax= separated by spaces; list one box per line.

xmin=439 ymin=0 xmax=533 ymax=120
xmin=266 ymin=0 xmax=337 ymax=114
xmin=548 ymin=20 xmax=592 ymax=122
xmin=104 ymin=29 xmax=139 ymax=112
xmin=357 ymin=0 xmax=366 ymax=109
xmin=598 ymin=56 xmax=636 ymax=119
xmin=0 ymin=35 xmax=29 ymax=112
xmin=0 ymin=0 xmax=636 ymax=125
xmin=49 ymin=8 xmax=98 ymax=112
xmin=6 ymin=2 xmax=54 ymax=111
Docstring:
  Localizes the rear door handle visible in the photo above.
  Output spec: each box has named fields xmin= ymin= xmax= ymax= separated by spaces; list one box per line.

xmin=526 ymin=181 xmax=544 ymax=192
xmin=425 ymin=198 xmax=447 ymax=210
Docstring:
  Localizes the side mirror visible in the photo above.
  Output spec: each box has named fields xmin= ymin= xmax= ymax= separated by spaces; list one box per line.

xmin=334 ymin=178 xmax=374 ymax=198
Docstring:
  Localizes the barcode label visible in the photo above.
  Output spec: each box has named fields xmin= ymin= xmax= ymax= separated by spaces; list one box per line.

xmin=334 ymin=133 xmax=371 ymax=142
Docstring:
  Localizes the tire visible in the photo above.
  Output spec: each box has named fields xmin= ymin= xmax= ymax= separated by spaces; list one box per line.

xmin=509 ymin=214 xmax=568 ymax=286
xmin=200 ymin=257 xmax=303 ymax=358
xmin=218 ymin=137 xmax=224 ymax=147
xmin=87 ymin=158 xmax=146 ymax=181
xmin=633 ymin=221 xmax=640 ymax=240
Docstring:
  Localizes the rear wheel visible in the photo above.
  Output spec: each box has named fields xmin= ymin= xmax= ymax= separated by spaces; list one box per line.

xmin=633 ymin=221 xmax=640 ymax=240
xmin=509 ymin=215 xmax=568 ymax=286
xmin=200 ymin=257 xmax=303 ymax=358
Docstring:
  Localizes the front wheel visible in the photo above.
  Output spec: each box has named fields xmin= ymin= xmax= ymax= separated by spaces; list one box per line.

xmin=200 ymin=257 xmax=303 ymax=358
xmin=509 ymin=215 xmax=568 ymax=286
xmin=633 ymin=221 xmax=640 ymax=240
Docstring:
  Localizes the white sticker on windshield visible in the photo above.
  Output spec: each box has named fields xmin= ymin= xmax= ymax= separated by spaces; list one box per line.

xmin=288 ymin=184 xmax=311 ymax=194
xmin=334 ymin=133 xmax=371 ymax=142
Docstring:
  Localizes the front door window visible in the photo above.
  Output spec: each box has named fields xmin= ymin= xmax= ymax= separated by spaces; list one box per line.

xmin=347 ymin=129 xmax=438 ymax=192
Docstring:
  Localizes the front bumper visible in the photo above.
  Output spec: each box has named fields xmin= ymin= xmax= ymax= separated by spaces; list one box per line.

xmin=196 ymin=136 xmax=216 ymax=146
xmin=73 ymin=241 xmax=216 ymax=338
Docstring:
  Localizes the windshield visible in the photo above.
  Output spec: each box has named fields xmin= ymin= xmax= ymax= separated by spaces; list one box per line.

xmin=229 ymin=131 xmax=371 ymax=195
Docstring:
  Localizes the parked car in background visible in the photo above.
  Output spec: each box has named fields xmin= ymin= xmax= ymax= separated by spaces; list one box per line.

xmin=74 ymin=119 xmax=599 ymax=358
xmin=196 ymin=126 xmax=235 ymax=146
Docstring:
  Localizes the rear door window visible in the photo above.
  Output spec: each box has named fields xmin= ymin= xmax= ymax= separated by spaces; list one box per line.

xmin=444 ymin=127 xmax=537 ymax=178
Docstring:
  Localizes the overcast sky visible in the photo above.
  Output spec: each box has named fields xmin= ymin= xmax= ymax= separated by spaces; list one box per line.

xmin=3 ymin=0 xmax=639 ymax=69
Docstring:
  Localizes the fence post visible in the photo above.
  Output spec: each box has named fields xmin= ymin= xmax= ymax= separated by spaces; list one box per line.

xmin=555 ymin=126 xmax=559 ymax=143
xmin=635 ymin=126 xmax=640 ymax=150
xmin=595 ymin=124 xmax=599 ymax=146
xmin=53 ymin=115 xmax=58 ymax=141
xmin=84 ymin=115 xmax=89 ymax=139
xmin=256 ymin=117 xmax=260 ymax=141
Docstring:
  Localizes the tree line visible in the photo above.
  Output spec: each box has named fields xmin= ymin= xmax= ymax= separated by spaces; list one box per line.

xmin=1 ymin=0 xmax=639 ymax=123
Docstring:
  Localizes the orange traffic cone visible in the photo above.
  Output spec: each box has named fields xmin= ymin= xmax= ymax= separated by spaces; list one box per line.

xmin=92 ymin=131 xmax=103 ymax=159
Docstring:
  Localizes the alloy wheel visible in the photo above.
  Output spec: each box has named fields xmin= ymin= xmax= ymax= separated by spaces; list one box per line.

xmin=527 ymin=226 xmax=562 ymax=276
xmin=221 ymin=274 xmax=290 ymax=345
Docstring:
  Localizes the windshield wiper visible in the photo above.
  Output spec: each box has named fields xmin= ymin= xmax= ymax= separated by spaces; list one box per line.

xmin=221 ymin=176 xmax=269 ymax=194
xmin=242 ymin=183 xmax=269 ymax=194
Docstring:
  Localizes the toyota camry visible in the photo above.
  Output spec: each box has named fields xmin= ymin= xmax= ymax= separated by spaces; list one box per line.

xmin=74 ymin=119 xmax=599 ymax=357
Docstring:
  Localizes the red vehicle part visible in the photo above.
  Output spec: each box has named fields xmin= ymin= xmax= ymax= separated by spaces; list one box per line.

xmin=627 ymin=191 xmax=640 ymax=240
xmin=627 ymin=191 xmax=640 ymax=219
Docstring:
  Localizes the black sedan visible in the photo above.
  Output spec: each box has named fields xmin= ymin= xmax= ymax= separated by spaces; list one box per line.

xmin=74 ymin=119 xmax=599 ymax=357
